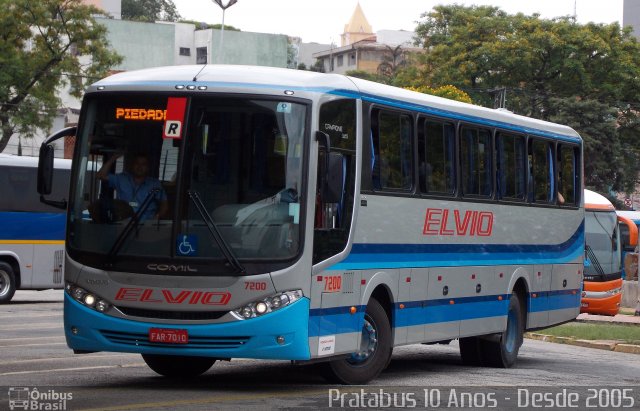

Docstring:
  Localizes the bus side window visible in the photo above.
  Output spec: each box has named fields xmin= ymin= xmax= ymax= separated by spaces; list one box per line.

xmin=419 ymin=118 xmax=455 ymax=195
xmin=496 ymin=132 xmax=526 ymax=200
xmin=460 ymin=126 xmax=492 ymax=197
xmin=529 ymin=139 xmax=553 ymax=204
xmin=557 ymin=144 xmax=577 ymax=206
xmin=371 ymin=109 xmax=413 ymax=191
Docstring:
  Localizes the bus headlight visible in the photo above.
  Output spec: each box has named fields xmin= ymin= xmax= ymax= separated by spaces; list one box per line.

xmin=606 ymin=288 xmax=622 ymax=296
xmin=232 ymin=290 xmax=303 ymax=320
xmin=66 ymin=283 xmax=111 ymax=313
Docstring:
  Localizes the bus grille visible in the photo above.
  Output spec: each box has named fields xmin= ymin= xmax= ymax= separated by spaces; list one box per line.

xmin=115 ymin=306 xmax=228 ymax=321
xmin=100 ymin=330 xmax=250 ymax=349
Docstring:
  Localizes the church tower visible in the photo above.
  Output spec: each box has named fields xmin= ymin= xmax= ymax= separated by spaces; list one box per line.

xmin=340 ymin=2 xmax=374 ymax=46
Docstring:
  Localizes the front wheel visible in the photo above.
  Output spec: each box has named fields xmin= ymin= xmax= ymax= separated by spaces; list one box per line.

xmin=320 ymin=298 xmax=392 ymax=385
xmin=481 ymin=292 xmax=524 ymax=368
xmin=0 ymin=262 xmax=17 ymax=304
xmin=142 ymin=354 xmax=215 ymax=378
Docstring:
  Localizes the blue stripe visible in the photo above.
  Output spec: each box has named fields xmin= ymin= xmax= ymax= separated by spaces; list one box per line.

xmin=331 ymin=223 xmax=583 ymax=270
xmin=310 ymin=291 xmax=580 ymax=337
xmin=0 ymin=211 xmax=66 ymax=241
xmin=359 ymin=93 xmax=582 ymax=144
xmin=98 ymin=81 xmax=581 ymax=144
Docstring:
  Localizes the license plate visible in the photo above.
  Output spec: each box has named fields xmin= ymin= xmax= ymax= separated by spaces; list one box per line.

xmin=149 ymin=328 xmax=188 ymax=344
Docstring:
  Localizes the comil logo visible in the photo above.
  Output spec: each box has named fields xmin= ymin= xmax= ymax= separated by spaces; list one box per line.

xmin=8 ymin=387 xmax=73 ymax=410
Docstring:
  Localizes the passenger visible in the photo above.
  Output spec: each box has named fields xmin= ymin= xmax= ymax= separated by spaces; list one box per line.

xmin=97 ymin=153 xmax=168 ymax=220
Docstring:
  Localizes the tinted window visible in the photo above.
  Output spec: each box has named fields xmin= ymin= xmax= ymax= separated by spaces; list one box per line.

xmin=497 ymin=133 xmax=526 ymax=200
xmin=460 ymin=127 xmax=492 ymax=197
xmin=371 ymin=110 xmax=413 ymax=190
xmin=418 ymin=118 xmax=455 ymax=194
xmin=0 ymin=165 xmax=69 ymax=213
xmin=530 ymin=139 xmax=553 ymax=203
xmin=558 ymin=145 xmax=577 ymax=206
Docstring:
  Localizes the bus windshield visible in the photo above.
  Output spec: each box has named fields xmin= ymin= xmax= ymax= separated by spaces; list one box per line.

xmin=68 ymin=94 xmax=307 ymax=273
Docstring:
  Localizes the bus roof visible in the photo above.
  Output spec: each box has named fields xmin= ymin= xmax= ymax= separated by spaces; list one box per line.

xmin=0 ymin=154 xmax=71 ymax=170
xmin=91 ymin=65 xmax=582 ymax=142
xmin=584 ymin=189 xmax=615 ymax=212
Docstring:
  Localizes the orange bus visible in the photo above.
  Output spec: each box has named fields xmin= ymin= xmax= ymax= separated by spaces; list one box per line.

xmin=582 ymin=190 xmax=637 ymax=315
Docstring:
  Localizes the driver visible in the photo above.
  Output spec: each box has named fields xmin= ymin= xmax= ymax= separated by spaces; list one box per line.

xmin=97 ymin=153 xmax=168 ymax=220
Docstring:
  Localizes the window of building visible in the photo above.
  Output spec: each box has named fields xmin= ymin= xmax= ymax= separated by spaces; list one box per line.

xmin=349 ymin=53 xmax=356 ymax=66
xmin=196 ymin=47 xmax=207 ymax=64
xmin=179 ymin=47 xmax=191 ymax=56
xmin=418 ymin=118 xmax=455 ymax=194
xmin=337 ymin=55 xmax=344 ymax=67
xmin=460 ymin=126 xmax=492 ymax=197
xmin=371 ymin=109 xmax=413 ymax=190
xmin=497 ymin=132 xmax=526 ymax=200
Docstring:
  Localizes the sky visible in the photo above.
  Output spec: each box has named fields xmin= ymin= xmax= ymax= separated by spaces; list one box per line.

xmin=171 ymin=0 xmax=625 ymax=44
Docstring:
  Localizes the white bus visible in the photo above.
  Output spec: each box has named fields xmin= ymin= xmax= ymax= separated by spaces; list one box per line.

xmin=0 ymin=154 xmax=70 ymax=303
xmin=38 ymin=65 xmax=584 ymax=384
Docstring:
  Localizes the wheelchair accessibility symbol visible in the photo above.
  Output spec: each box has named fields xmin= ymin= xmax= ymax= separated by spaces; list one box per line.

xmin=177 ymin=234 xmax=198 ymax=256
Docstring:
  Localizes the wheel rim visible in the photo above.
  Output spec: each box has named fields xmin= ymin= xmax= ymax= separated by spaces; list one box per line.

xmin=0 ymin=270 xmax=10 ymax=298
xmin=505 ymin=305 xmax=518 ymax=353
xmin=348 ymin=313 xmax=378 ymax=365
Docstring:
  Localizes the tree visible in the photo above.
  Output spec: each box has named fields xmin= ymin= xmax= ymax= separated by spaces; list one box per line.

xmin=179 ymin=20 xmax=240 ymax=31
xmin=121 ymin=0 xmax=181 ymax=22
xmin=405 ymin=85 xmax=473 ymax=104
xmin=376 ymin=45 xmax=409 ymax=83
xmin=0 ymin=0 xmax=122 ymax=153
xmin=413 ymin=5 xmax=640 ymax=193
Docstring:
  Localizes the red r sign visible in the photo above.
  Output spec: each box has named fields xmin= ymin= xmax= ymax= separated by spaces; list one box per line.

xmin=163 ymin=97 xmax=187 ymax=139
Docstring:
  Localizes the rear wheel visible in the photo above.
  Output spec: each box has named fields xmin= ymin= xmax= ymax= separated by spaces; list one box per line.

xmin=481 ymin=292 xmax=524 ymax=368
xmin=320 ymin=298 xmax=392 ymax=385
xmin=142 ymin=355 xmax=215 ymax=378
xmin=0 ymin=262 xmax=16 ymax=304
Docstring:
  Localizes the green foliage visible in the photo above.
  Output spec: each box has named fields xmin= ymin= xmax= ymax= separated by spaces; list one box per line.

xmin=0 ymin=0 xmax=122 ymax=152
xmin=122 ymin=0 xmax=181 ymax=22
xmin=413 ymin=5 xmax=640 ymax=193
xmin=345 ymin=70 xmax=381 ymax=82
xmin=405 ymin=85 xmax=473 ymax=104
xmin=309 ymin=59 xmax=325 ymax=73
xmin=179 ymin=20 xmax=240 ymax=31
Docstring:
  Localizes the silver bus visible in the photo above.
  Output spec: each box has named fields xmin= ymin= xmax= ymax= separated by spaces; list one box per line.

xmin=38 ymin=65 xmax=584 ymax=384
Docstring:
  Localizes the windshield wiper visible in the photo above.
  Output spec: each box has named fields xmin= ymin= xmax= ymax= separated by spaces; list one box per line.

xmin=106 ymin=188 xmax=160 ymax=263
xmin=188 ymin=190 xmax=246 ymax=274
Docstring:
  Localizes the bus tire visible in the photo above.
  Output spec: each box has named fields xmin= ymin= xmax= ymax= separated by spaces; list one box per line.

xmin=0 ymin=262 xmax=17 ymax=304
xmin=481 ymin=292 xmax=524 ymax=368
xmin=142 ymin=354 xmax=215 ymax=378
xmin=459 ymin=337 xmax=483 ymax=366
xmin=320 ymin=298 xmax=392 ymax=385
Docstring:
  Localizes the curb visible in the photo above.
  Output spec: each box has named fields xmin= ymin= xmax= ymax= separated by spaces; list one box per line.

xmin=525 ymin=332 xmax=640 ymax=354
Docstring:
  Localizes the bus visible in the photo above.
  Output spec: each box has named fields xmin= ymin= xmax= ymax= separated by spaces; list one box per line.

xmin=582 ymin=190 xmax=637 ymax=315
xmin=0 ymin=154 xmax=70 ymax=303
xmin=615 ymin=210 xmax=640 ymax=280
xmin=37 ymin=65 xmax=584 ymax=384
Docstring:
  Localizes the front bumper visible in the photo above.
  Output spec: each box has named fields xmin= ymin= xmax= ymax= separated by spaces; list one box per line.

xmin=64 ymin=292 xmax=311 ymax=360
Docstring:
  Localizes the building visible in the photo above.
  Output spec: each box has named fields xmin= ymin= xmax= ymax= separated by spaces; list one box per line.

xmin=340 ymin=2 xmax=374 ymax=47
xmin=4 ymin=2 xmax=288 ymax=157
xmin=624 ymin=0 xmax=640 ymax=38
xmin=312 ymin=4 xmax=419 ymax=75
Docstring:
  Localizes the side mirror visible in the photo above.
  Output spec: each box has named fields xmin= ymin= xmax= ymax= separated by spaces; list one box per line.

xmin=37 ymin=127 xmax=76 ymax=209
xmin=37 ymin=144 xmax=55 ymax=195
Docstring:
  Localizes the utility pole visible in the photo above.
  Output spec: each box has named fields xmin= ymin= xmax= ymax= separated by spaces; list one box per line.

xmin=212 ymin=0 xmax=238 ymax=64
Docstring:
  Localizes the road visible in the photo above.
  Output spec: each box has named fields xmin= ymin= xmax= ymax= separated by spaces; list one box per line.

xmin=1 ymin=290 xmax=639 ymax=410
